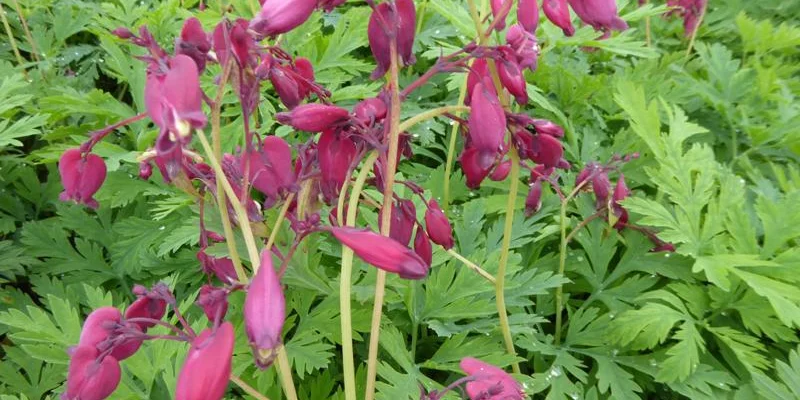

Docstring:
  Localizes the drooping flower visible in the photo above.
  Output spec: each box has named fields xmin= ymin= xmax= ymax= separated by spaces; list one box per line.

xmin=518 ymin=0 xmax=540 ymax=33
xmin=246 ymin=136 xmax=296 ymax=208
xmin=525 ymin=179 xmax=543 ymax=216
xmin=414 ymin=227 xmax=433 ymax=267
xmin=367 ymin=0 xmax=416 ymax=79
xmin=124 ymin=290 xmax=167 ymax=330
xmin=331 ymin=227 xmax=429 ymax=279
xmin=497 ymin=51 xmax=528 ymax=105
xmin=567 ymin=0 xmax=628 ymax=35
xmin=276 ymin=104 xmax=350 ymax=132
xmin=175 ymin=322 xmax=235 ymax=400
xmin=543 ymin=0 xmax=576 ymax=36
xmin=490 ymin=160 xmax=512 ymax=181
xmin=65 ymin=345 xmax=122 ymax=400
xmin=78 ymin=307 xmax=122 ymax=350
xmin=58 ymin=149 xmax=107 ymax=209
xmin=424 ymin=200 xmax=454 ymax=250
xmin=460 ymin=146 xmax=495 ymax=189
xmin=459 ymin=357 xmax=524 ymax=400
xmin=354 ymin=97 xmax=388 ymax=124
xmin=666 ymin=0 xmax=707 ymax=37
xmin=197 ymin=250 xmax=239 ymax=283
xmin=250 ymin=0 xmax=317 ymax=37
xmin=611 ymin=173 xmax=630 ymax=228
xmin=197 ymin=285 xmax=229 ymax=322
xmin=382 ymin=199 xmax=416 ymax=246
xmin=318 ymin=129 xmax=358 ymax=203
xmin=175 ymin=18 xmax=210 ymax=71
xmin=243 ymin=250 xmax=286 ymax=368
xmin=532 ymin=118 xmax=564 ymax=137
xmin=465 ymin=58 xmax=489 ymax=106
xmin=468 ymin=80 xmax=507 ymax=153
xmin=269 ymin=65 xmax=304 ymax=109
xmin=490 ymin=0 xmax=512 ymax=31
xmin=505 ymin=24 xmax=540 ymax=71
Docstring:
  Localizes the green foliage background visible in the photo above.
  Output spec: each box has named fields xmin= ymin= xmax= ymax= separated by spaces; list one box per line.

xmin=1 ymin=0 xmax=799 ymax=399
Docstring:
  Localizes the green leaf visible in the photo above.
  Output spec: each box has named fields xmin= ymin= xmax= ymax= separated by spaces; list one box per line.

xmin=657 ymin=321 xmax=705 ymax=383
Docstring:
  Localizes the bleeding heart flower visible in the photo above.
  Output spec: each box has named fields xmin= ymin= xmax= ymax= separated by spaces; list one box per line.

xmin=518 ymin=0 xmax=540 ymax=33
xmin=198 ymin=249 xmax=239 ymax=283
xmin=381 ymin=199 xmax=417 ymax=246
xmin=460 ymin=146 xmax=496 ymax=189
xmin=175 ymin=322 xmax=235 ymax=400
xmin=490 ymin=160 xmax=512 ymax=181
xmin=525 ymin=179 xmax=543 ymax=217
xmin=543 ymin=0 xmax=576 ymax=36
xmin=468 ymin=79 xmax=507 ymax=154
xmin=318 ymin=129 xmax=359 ymax=204
xmin=331 ymin=227 xmax=429 ymax=279
xmin=246 ymin=136 xmax=296 ymax=208
xmin=124 ymin=290 xmax=167 ymax=330
xmin=58 ymin=149 xmax=107 ymax=209
xmin=276 ymin=104 xmax=350 ymax=132
xmin=414 ymin=227 xmax=433 ymax=267
xmin=197 ymin=285 xmax=229 ymax=322
xmin=65 ymin=345 xmax=122 ymax=400
xmin=244 ymin=250 xmax=286 ymax=368
xmin=459 ymin=357 xmax=524 ymax=400
xmin=567 ymin=0 xmax=628 ymax=34
xmin=490 ymin=0 xmax=512 ymax=30
xmin=367 ymin=0 xmax=416 ymax=79
xmin=250 ymin=0 xmax=317 ymax=37
xmin=424 ymin=200 xmax=454 ymax=250
xmin=175 ymin=18 xmax=210 ymax=71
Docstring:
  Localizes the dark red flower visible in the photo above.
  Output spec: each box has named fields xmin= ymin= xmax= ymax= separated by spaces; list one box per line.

xmin=318 ymin=129 xmax=358 ymax=203
xmin=331 ymin=227 xmax=429 ymax=279
xmin=197 ymin=285 xmax=229 ymax=322
xmin=58 ymin=149 xmax=107 ymax=209
xmin=543 ymin=0 xmax=576 ymax=36
xmin=367 ymin=0 xmax=416 ymax=79
xmin=276 ymin=104 xmax=350 ymax=132
xmin=468 ymin=79 xmax=507 ymax=153
xmin=460 ymin=146 xmax=495 ymax=189
xmin=414 ymin=227 xmax=433 ymax=267
xmin=175 ymin=18 xmax=210 ymax=71
xmin=424 ymin=200 xmax=454 ymax=250
xmin=250 ymin=0 xmax=317 ymax=37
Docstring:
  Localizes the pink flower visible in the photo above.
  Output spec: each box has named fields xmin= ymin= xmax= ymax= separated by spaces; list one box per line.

xmin=269 ymin=65 xmax=304 ymax=109
xmin=124 ymin=292 xmax=167 ymax=330
xmin=58 ymin=149 xmax=107 ymax=209
xmin=197 ymin=250 xmax=239 ymax=283
xmin=567 ymin=0 xmax=628 ymax=34
xmin=382 ymin=199 xmax=417 ymax=246
xmin=525 ymin=179 xmax=543 ymax=216
xmin=518 ymin=0 xmax=540 ymax=33
xmin=497 ymin=53 xmax=528 ymax=105
xmin=250 ymin=0 xmax=317 ymax=36
xmin=367 ymin=0 xmax=416 ymax=79
xmin=425 ymin=200 xmax=454 ymax=250
xmin=529 ymin=132 xmax=563 ymax=168
xmin=276 ymin=104 xmax=350 ymax=132
xmin=318 ymin=129 xmax=358 ymax=204
xmin=468 ymin=79 xmax=507 ymax=153
xmin=505 ymin=25 xmax=539 ymax=71
xmin=611 ymin=173 xmax=630 ymax=227
xmin=197 ymin=285 xmax=229 ymax=322
xmin=145 ymin=54 xmax=207 ymax=135
xmin=490 ymin=0 xmax=512 ymax=31
xmin=245 ymin=136 xmax=296 ymax=207
xmin=543 ymin=0 xmax=576 ymax=36
xmin=65 ymin=345 xmax=121 ymax=400
xmin=490 ymin=160 xmax=512 ymax=181
xmin=244 ymin=250 xmax=286 ymax=368
xmin=175 ymin=18 xmax=210 ymax=71
xmin=354 ymin=97 xmax=388 ymax=124
xmin=331 ymin=227 xmax=429 ymax=279
xmin=532 ymin=118 xmax=564 ymax=137
xmin=414 ymin=227 xmax=433 ymax=267
xmin=175 ymin=322 xmax=235 ymax=400
xmin=459 ymin=357 xmax=524 ymax=400
xmin=78 ymin=307 xmax=121 ymax=349
xmin=460 ymin=146 xmax=495 ymax=189
xmin=465 ymin=58 xmax=489 ymax=106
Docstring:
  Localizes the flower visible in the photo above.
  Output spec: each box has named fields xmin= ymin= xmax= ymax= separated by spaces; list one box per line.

xmin=490 ymin=0 xmax=512 ymax=30
xmin=65 ymin=345 xmax=121 ymax=400
xmin=318 ymin=129 xmax=358 ymax=203
xmin=175 ymin=322 xmax=235 ymax=400
xmin=611 ymin=173 xmax=630 ymax=228
xmin=331 ymin=227 xmax=429 ymax=279
xmin=468 ymin=79 xmax=507 ymax=153
xmin=414 ymin=227 xmax=433 ymax=267
xmin=197 ymin=250 xmax=239 ymax=283
xmin=276 ymin=104 xmax=350 ymax=132
xmin=250 ymin=0 xmax=317 ymax=37
xmin=424 ymin=200 xmax=454 ymax=250
xmin=490 ymin=160 xmax=512 ymax=181
xmin=497 ymin=51 xmax=528 ymax=105
xmin=543 ymin=0 xmax=576 ymax=36
xmin=459 ymin=357 xmax=524 ymax=400
xmin=518 ymin=0 xmax=540 ymax=33
xmin=525 ymin=179 xmax=543 ymax=216
xmin=197 ymin=285 xmax=229 ymax=322
xmin=460 ymin=146 xmax=495 ymax=189
xmin=245 ymin=136 xmax=296 ymax=208
xmin=367 ymin=0 xmax=416 ymax=79
xmin=124 ymin=290 xmax=167 ymax=330
xmin=244 ymin=250 xmax=286 ymax=368
xmin=505 ymin=24 xmax=540 ymax=71
xmin=383 ymin=199 xmax=417 ymax=246
xmin=567 ymin=0 xmax=628 ymax=35
xmin=175 ymin=17 xmax=210 ymax=71
xmin=58 ymin=149 xmax=107 ymax=209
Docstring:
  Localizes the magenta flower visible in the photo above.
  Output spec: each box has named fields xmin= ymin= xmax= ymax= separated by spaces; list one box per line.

xmin=591 ymin=170 xmax=612 ymax=208
xmin=175 ymin=18 xmax=210 ymax=71
xmin=497 ymin=53 xmax=528 ymax=104
xmin=276 ymin=104 xmax=350 ymax=132
xmin=197 ymin=250 xmax=238 ymax=283
xmin=145 ymin=54 xmax=207 ymax=135
xmin=567 ymin=0 xmax=628 ymax=34
xmin=318 ymin=129 xmax=358 ymax=203
xmin=269 ymin=65 xmax=304 ymax=110
xmin=354 ymin=97 xmax=388 ymax=124
xmin=525 ymin=179 xmax=543 ymax=216
xmin=331 ymin=227 xmax=429 ymax=279
xmin=250 ymin=0 xmax=317 ymax=37
xmin=197 ymin=285 xmax=229 ymax=323
xmin=667 ymin=0 xmax=707 ymax=37
xmin=518 ymin=0 xmax=540 ymax=33
xmin=543 ymin=0 xmax=576 ymax=36
xmin=175 ymin=322 xmax=235 ymax=400
xmin=78 ymin=307 xmax=121 ymax=349
xmin=124 ymin=292 xmax=167 ymax=330
xmin=468 ymin=80 xmax=507 ymax=153
xmin=244 ymin=250 xmax=286 ymax=368
xmin=505 ymin=24 xmax=540 ymax=71
xmin=58 ymin=149 xmax=107 ymax=209
xmin=425 ymin=200 xmax=454 ymax=250
xmin=532 ymin=118 xmax=564 ymax=137
xmin=465 ymin=58 xmax=489 ymax=106
xmin=611 ymin=173 xmax=630 ymax=227
xmin=460 ymin=146 xmax=495 ymax=189
xmin=65 ymin=345 xmax=121 ymax=400
xmin=245 ymin=136 xmax=296 ymax=207
xmin=490 ymin=0 xmax=511 ymax=30
xmin=383 ymin=199 xmax=417 ymax=246
xmin=490 ymin=160 xmax=512 ymax=181
xmin=414 ymin=227 xmax=433 ymax=267
xmin=367 ymin=0 xmax=416 ymax=79
xmin=459 ymin=357 xmax=524 ymax=400
xmin=529 ymin=132 xmax=563 ymax=168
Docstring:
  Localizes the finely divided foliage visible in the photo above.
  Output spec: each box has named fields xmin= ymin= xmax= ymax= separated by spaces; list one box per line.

xmin=0 ymin=0 xmax=799 ymax=399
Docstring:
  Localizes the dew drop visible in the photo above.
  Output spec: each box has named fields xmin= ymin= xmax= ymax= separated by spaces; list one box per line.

xmin=650 ymin=273 xmax=657 ymax=278
xmin=664 ymin=253 xmax=671 ymax=258
xmin=569 ymin=393 xmax=580 ymax=400
xmin=608 ymin=313 xmax=616 ymax=320
xmin=720 ymin=311 xmax=727 ymax=316
xmin=159 ymin=226 xmax=165 ymax=230
xmin=611 ymin=348 xmax=619 ymax=357
xmin=649 ymin=359 xmax=658 ymax=367
xmin=435 ymin=29 xmax=441 ymax=34
xmin=548 ymin=366 xmax=562 ymax=378
xmin=576 ymin=256 xmax=584 ymax=262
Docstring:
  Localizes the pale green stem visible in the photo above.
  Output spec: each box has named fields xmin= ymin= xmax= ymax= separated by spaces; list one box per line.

xmin=365 ymin=39 xmax=403 ymax=400
xmin=265 ymin=192 xmax=296 ymax=252
xmin=275 ymin=347 xmax=298 ymax=400
xmin=447 ymin=249 xmax=496 ymax=284
xmin=496 ymin=148 xmax=521 ymax=374
xmin=397 ymin=105 xmax=469 ymax=133
xmin=685 ymin=1 xmax=707 ymax=57
xmin=341 ymin=151 xmax=379 ymax=400
xmin=0 ymin=4 xmax=27 ymax=78
xmin=230 ymin=374 xmax=270 ymax=400
xmin=554 ymin=181 xmax=588 ymax=345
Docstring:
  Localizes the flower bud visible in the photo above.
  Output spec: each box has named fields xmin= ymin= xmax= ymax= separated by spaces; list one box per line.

xmin=331 ymin=227 xmax=429 ymax=279
xmin=276 ymin=104 xmax=350 ymax=132
xmin=424 ymin=200 xmax=454 ymax=250
xmin=175 ymin=18 xmax=210 ymax=71
xmin=525 ymin=179 xmax=543 ymax=217
xmin=318 ymin=129 xmax=358 ymax=204
xmin=198 ymin=250 xmax=239 ymax=283
xmin=490 ymin=160 xmax=512 ymax=181
xmin=497 ymin=56 xmax=528 ymax=105
xmin=460 ymin=357 xmax=524 ymax=400
xmin=490 ymin=0 xmax=511 ymax=31
xmin=197 ymin=285 xmax=229 ymax=322
xmin=59 ymin=149 xmax=107 ymax=209
xmin=543 ymin=0 xmax=575 ymax=36
xmin=460 ymin=147 xmax=495 ymax=189
xmin=413 ymin=227 xmax=433 ymax=267
xmin=270 ymin=65 xmax=303 ymax=109
xmin=244 ymin=250 xmax=286 ymax=368
xmin=250 ymin=0 xmax=317 ymax=36
xmin=611 ymin=173 xmax=630 ymax=228
xmin=382 ymin=199 xmax=416 ymax=246
xmin=591 ymin=171 xmax=611 ymax=208
xmin=124 ymin=293 xmax=167 ymax=330
xmin=465 ymin=58 xmax=488 ymax=106
xmin=567 ymin=0 xmax=628 ymax=33
xmin=518 ymin=0 xmax=540 ymax=33
xmin=468 ymin=80 xmax=507 ymax=153
xmin=367 ymin=0 xmax=416 ymax=79
xmin=246 ymin=136 xmax=296 ymax=207
xmin=176 ymin=323 xmax=234 ymax=400
xmin=529 ymin=132 xmax=563 ymax=168
xmin=111 ymin=27 xmax=134 ymax=39
xmin=354 ymin=97 xmax=388 ymax=123
xmin=65 ymin=345 xmax=121 ymax=400
xmin=532 ymin=118 xmax=564 ymax=137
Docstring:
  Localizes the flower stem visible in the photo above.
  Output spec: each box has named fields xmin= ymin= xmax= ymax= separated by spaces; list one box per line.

xmin=9 ymin=0 xmax=41 ymax=67
xmin=685 ymin=1 xmax=707 ymax=57
xmin=230 ymin=374 xmax=270 ymax=400
xmin=275 ymin=347 xmax=298 ymax=400
xmin=442 ymin=81 xmax=469 ymax=214
xmin=0 ymin=3 xmax=27 ymax=79
xmin=341 ymin=151 xmax=379 ymax=400
xmin=265 ymin=192 xmax=296 ymax=252
xmin=554 ymin=181 xmax=587 ymax=345
xmin=446 ymin=249 xmax=496 ymax=284
xmin=496 ymin=147 xmax=521 ymax=374
xmin=397 ymin=105 xmax=469 ymax=133
xmin=365 ymin=38 xmax=403 ymax=400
